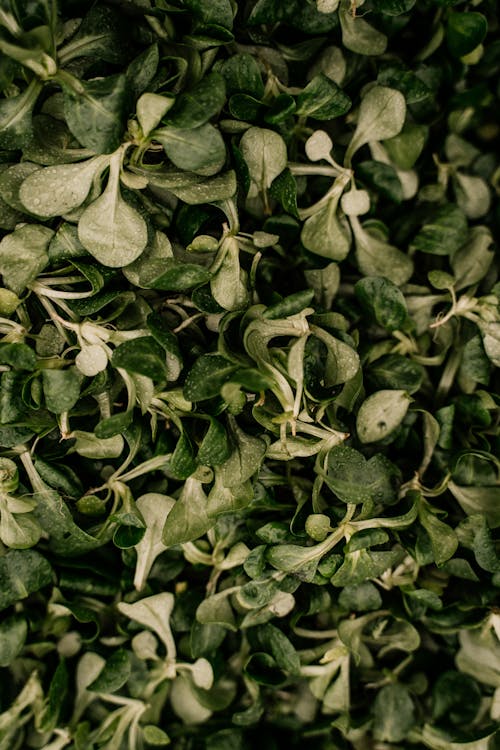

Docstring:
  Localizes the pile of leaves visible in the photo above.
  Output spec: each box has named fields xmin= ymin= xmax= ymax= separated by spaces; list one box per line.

xmin=0 ymin=0 xmax=499 ymax=748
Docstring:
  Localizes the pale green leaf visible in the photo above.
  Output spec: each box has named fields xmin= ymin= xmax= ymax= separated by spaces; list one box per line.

xmin=356 ymin=389 xmax=411 ymax=443
xmin=345 ymin=86 xmax=406 ymax=164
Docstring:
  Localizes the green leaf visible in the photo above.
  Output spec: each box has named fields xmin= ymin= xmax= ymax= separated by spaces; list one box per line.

xmin=326 ymin=445 xmax=401 ymax=505
xmin=140 ymin=167 xmax=237 ymax=205
xmin=355 ymin=276 xmax=409 ymax=331
xmin=0 ymin=343 xmax=36 ymax=371
xmin=339 ymin=0 xmax=388 ymax=56
xmin=58 ymin=5 xmax=128 ymax=65
xmin=162 ymin=478 xmax=212 ymax=546
xmin=0 ymin=615 xmax=27 ymax=667
xmin=133 ymin=493 xmax=175 ymax=591
xmin=356 ymin=389 xmax=411 ymax=444
xmin=19 ymin=156 xmax=109 ymax=218
xmin=0 ymin=162 xmax=41 ymax=213
xmin=73 ymin=431 xmax=124 ymax=460
xmin=311 ymin=327 xmax=360 ymax=385
xmin=28 ymin=472 xmax=102 ymax=555
xmin=48 ymin=223 xmax=87 ymax=262
xmin=218 ymin=53 xmax=264 ymax=98
xmin=42 ymin=368 xmax=82 ymax=414
xmin=410 ymin=204 xmax=467 ymax=256
xmin=154 ymin=124 xmax=226 ymax=176
xmin=331 ymin=548 xmax=403 ymax=586
xmin=455 ymin=178 xmax=491 ymax=220
xmin=0 ymin=224 xmax=52 ymax=295
xmin=169 ymin=431 xmax=197 ymax=480
xmin=350 ymin=217 xmax=413 ymax=285
xmin=37 ymin=659 xmax=68 ymax=733
xmin=126 ymin=43 xmax=160 ymax=100
xmin=269 ymin=168 xmax=299 ymax=219
xmin=198 ymin=418 xmax=231 ymax=466
xmin=0 ymin=79 xmax=41 ymax=149
xmin=340 ymin=188 xmax=370 ymax=216
xmin=366 ymin=354 xmax=424 ymax=394
xmin=456 ymin=626 xmax=500 ymax=688
xmin=383 ymin=122 xmax=428 ymax=170
xmin=418 ymin=498 xmax=458 ymax=566
xmin=78 ymin=152 xmax=148 ymax=267
xmin=207 ymin=474 xmax=254 ymax=517
xmin=62 ymin=73 xmax=128 ymax=154
xmin=432 ymin=671 xmax=482 ymax=725
xmin=301 ymin=191 xmax=352 ymax=261
xmin=338 ymin=581 xmax=382 ymax=611
xmin=446 ymin=12 xmax=488 ymax=58
xmin=165 ymin=72 xmax=226 ymax=129
xmin=295 ymin=74 xmax=351 ymax=120
xmin=136 ymin=93 xmax=174 ymax=137
xmin=451 ymin=226 xmax=494 ymax=290
xmin=118 ymin=593 xmax=176 ymax=651
xmin=449 ymin=482 xmax=500 ymax=530
xmin=112 ymin=337 xmax=167 ymax=381
xmin=218 ymin=419 xmax=267 ymax=487
xmin=375 ymin=0 xmax=416 ymax=15
xmin=183 ymin=0 xmax=234 ymax=29
xmin=240 ymin=127 xmax=287 ymax=196
xmin=266 ymin=544 xmax=320 ymax=581
xmin=136 ymin=258 xmax=211 ymax=292
xmin=184 ymin=355 xmax=238 ymax=401
xmin=0 ymin=549 xmax=52 ymax=611
xmin=255 ymin=623 xmax=301 ymax=675
xmin=0 ymin=510 xmax=42 ymax=550
xmin=244 ymin=652 xmax=286 ymax=686
xmin=196 ymin=591 xmax=237 ymax=631
xmin=345 ymin=86 xmax=406 ymax=164
xmin=373 ymin=684 xmax=415 ymax=742
xmin=88 ymin=649 xmax=131 ymax=693
xmin=211 ymin=238 xmax=249 ymax=312
xmin=94 ymin=411 xmax=133 ymax=439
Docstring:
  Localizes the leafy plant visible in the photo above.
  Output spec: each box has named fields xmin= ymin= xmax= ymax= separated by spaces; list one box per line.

xmin=0 ymin=1 xmax=498 ymax=749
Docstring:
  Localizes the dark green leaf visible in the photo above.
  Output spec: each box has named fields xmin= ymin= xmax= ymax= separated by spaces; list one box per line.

xmin=355 ymin=276 xmax=409 ymax=331
xmin=165 ymin=72 xmax=226 ymax=129
xmin=366 ymin=354 xmax=424 ymax=394
xmin=269 ymin=168 xmax=299 ymax=219
xmin=357 ymin=160 xmax=404 ymax=203
xmin=0 ymin=79 xmax=41 ymax=149
xmin=446 ymin=12 xmax=488 ymax=58
xmin=198 ymin=418 xmax=231 ymax=466
xmin=42 ymin=368 xmax=82 ymax=414
xmin=326 ymin=446 xmax=401 ymax=505
xmin=62 ymin=73 xmax=128 ymax=154
xmin=218 ymin=54 xmax=264 ymax=98
xmin=0 ymin=549 xmax=52 ymax=611
xmin=162 ymin=478 xmax=212 ymax=546
xmin=112 ymin=337 xmax=167 ymax=381
xmin=58 ymin=6 xmax=129 ymax=64
xmin=374 ymin=0 xmax=416 ymax=15
xmin=0 ymin=343 xmax=36 ymax=371
xmin=296 ymin=74 xmax=351 ymax=120
xmin=154 ymin=123 xmax=226 ymax=176
xmin=432 ymin=671 xmax=482 ymax=725
xmin=184 ymin=355 xmax=238 ymax=401
xmin=88 ymin=649 xmax=131 ymax=693
xmin=410 ymin=204 xmax=468 ymax=256
xmin=0 ymin=615 xmax=27 ymax=666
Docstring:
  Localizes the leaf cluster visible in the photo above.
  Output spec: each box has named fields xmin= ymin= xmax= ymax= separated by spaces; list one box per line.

xmin=0 ymin=1 xmax=499 ymax=749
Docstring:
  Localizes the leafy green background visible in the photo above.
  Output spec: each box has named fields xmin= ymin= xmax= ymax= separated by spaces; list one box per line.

xmin=0 ymin=0 xmax=499 ymax=749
